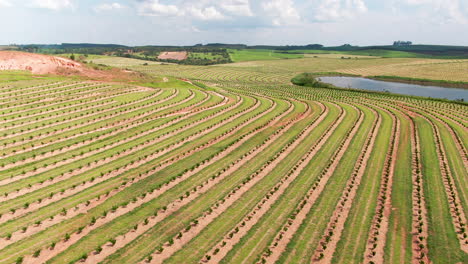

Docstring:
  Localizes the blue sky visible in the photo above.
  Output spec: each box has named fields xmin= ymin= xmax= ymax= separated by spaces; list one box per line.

xmin=0 ymin=0 xmax=467 ymax=46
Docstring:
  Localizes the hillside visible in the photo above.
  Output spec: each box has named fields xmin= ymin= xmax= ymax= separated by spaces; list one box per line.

xmin=0 ymin=51 xmax=83 ymax=74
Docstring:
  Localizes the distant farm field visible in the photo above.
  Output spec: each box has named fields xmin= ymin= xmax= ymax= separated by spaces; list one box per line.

xmin=228 ymin=49 xmax=304 ymax=62
xmin=0 ymin=54 xmax=466 ymax=264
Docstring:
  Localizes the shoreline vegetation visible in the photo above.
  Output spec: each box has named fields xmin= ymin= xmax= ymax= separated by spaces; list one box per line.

xmin=368 ymin=75 xmax=468 ymax=89
xmin=291 ymin=73 xmax=468 ymax=104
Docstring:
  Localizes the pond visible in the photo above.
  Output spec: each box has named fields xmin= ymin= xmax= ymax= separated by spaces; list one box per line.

xmin=317 ymin=76 xmax=468 ymax=101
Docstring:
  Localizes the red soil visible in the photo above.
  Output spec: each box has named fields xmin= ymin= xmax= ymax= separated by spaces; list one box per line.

xmin=0 ymin=51 xmax=144 ymax=81
xmin=158 ymin=52 xmax=188 ymax=61
xmin=0 ymin=51 xmax=83 ymax=74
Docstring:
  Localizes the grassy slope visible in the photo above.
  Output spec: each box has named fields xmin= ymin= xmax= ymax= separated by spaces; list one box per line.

xmin=416 ymin=117 xmax=465 ymax=264
xmin=228 ymin=49 xmax=303 ymax=62
xmin=384 ymin=110 xmax=412 ymax=264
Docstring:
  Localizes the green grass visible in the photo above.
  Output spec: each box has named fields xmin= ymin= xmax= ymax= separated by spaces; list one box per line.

xmin=228 ymin=49 xmax=304 ymax=62
xmin=280 ymin=49 xmax=433 ymax=58
xmin=330 ymin=108 xmax=392 ymax=264
xmin=0 ymin=53 xmax=466 ymax=264
xmin=48 ymin=97 xmax=298 ymax=264
xmin=416 ymin=117 xmax=465 ymax=264
xmin=384 ymin=110 xmax=412 ymax=264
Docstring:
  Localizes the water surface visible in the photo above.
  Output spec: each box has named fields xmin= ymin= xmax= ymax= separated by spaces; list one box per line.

xmin=318 ymin=76 xmax=468 ymax=101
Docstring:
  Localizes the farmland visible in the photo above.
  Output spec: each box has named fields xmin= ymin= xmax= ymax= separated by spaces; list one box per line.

xmin=228 ymin=49 xmax=304 ymax=62
xmin=0 ymin=53 xmax=466 ymax=264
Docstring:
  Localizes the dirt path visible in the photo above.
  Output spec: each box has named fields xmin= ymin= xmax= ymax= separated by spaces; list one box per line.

xmin=363 ymin=107 xmax=400 ymax=264
xmin=1 ymin=83 xmax=109 ymax=106
xmin=0 ymin=85 xmax=129 ymax=119
xmin=0 ymin=84 xmax=126 ymax=111
xmin=1 ymin=89 xmax=181 ymax=158
xmin=248 ymin=103 xmax=364 ymax=264
xmin=1 ymin=95 xmax=119 ymax=128
xmin=1 ymin=88 xmax=147 ymax=152
xmin=398 ymin=103 xmax=467 ymax=168
xmin=1 ymin=90 xmax=193 ymax=164
xmin=0 ymin=94 xmax=226 ymax=223
xmin=365 ymin=100 xmax=432 ymax=264
xmin=402 ymin=101 xmax=467 ymax=128
xmin=424 ymin=115 xmax=468 ymax=253
xmin=20 ymin=95 xmax=285 ymax=264
xmin=2 ymin=88 xmax=162 ymax=131
xmin=0 ymin=81 xmax=66 ymax=96
xmin=0 ymin=95 xmax=242 ymax=249
xmin=0 ymin=91 xmax=208 ymax=175
xmin=305 ymin=106 xmax=378 ymax=264
xmin=0 ymin=82 xmax=93 ymax=104
xmin=84 ymin=101 xmax=314 ymax=264
xmin=140 ymin=102 xmax=322 ymax=264
xmin=0 ymin=94 xmax=240 ymax=204
xmin=201 ymin=104 xmax=348 ymax=264
xmin=1 ymin=87 xmax=174 ymax=141
xmin=402 ymin=111 xmax=431 ymax=264
xmin=0 ymin=93 xmax=223 ymax=190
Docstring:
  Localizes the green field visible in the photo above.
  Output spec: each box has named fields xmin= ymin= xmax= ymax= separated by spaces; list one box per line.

xmin=0 ymin=53 xmax=466 ymax=264
xmin=228 ymin=49 xmax=304 ymax=62
xmin=282 ymin=49 xmax=429 ymax=58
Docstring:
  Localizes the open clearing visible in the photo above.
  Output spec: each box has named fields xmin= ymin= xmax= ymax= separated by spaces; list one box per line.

xmin=0 ymin=54 xmax=466 ymax=264
xmin=158 ymin=52 xmax=188 ymax=61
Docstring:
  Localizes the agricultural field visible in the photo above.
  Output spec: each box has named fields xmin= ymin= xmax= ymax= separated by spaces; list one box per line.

xmin=280 ymin=49 xmax=430 ymax=58
xmin=82 ymin=56 xmax=164 ymax=67
xmin=130 ymin=56 xmax=468 ymax=84
xmin=0 ymin=52 xmax=466 ymax=264
xmin=228 ymin=49 xmax=304 ymax=62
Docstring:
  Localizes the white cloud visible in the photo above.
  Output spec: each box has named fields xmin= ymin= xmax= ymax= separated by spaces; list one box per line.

xmin=0 ymin=0 xmax=11 ymax=7
xmin=399 ymin=0 xmax=467 ymax=24
xmin=137 ymin=0 xmax=181 ymax=16
xmin=137 ymin=1 xmax=232 ymax=20
xmin=188 ymin=6 xmax=226 ymax=20
xmin=30 ymin=0 xmax=74 ymax=10
xmin=314 ymin=0 xmax=368 ymax=22
xmin=94 ymin=3 xmax=126 ymax=12
xmin=219 ymin=0 xmax=253 ymax=16
xmin=262 ymin=0 xmax=301 ymax=26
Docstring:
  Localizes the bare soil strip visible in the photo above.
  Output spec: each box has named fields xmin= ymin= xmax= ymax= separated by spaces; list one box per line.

xmin=1 ymin=83 xmax=110 ymax=106
xmin=2 ymin=88 xmax=162 ymax=131
xmin=0 ymin=95 xmax=243 ymax=205
xmin=0 ymin=82 xmax=98 ymax=104
xmin=1 ymin=88 xmax=177 ymax=141
xmin=0 ymin=87 xmax=137 ymax=119
xmin=407 ymin=113 xmax=431 ymax=264
xmin=19 ymin=96 xmax=289 ymax=264
xmin=397 ymin=103 xmax=467 ymax=169
xmin=83 ymin=101 xmax=316 ymax=264
xmin=304 ymin=106 xmax=378 ymax=264
xmin=0 ymin=96 xmax=253 ymax=248
xmin=140 ymin=102 xmax=323 ymax=264
xmin=250 ymin=104 xmax=362 ymax=264
xmin=423 ymin=116 xmax=468 ymax=253
xmin=0 ymin=94 xmax=226 ymax=224
xmin=0 ymin=91 xmax=211 ymax=177
xmin=0 ymin=81 xmax=66 ymax=96
xmin=201 ymin=104 xmax=347 ymax=264
xmin=0 ymin=92 xmax=167 ymax=170
xmin=2 ymin=101 xmax=116 ymax=130
xmin=367 ymin=101 xmax=432 ymax=264
xmin=1 ymin=89 xmax=182 ymax=162
xmin=0 ymin=84 xmax=125 ymax=111
xmin=363 ymin=107 xmax=400 ymax=264
xmin=0 ymin=91 xmax=204 ymax=167
xmin=1 ymin=85 xmax=122 ymax=122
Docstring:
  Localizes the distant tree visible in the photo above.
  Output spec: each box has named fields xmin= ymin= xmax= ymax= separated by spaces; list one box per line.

xmin=70 ymin=54 xmax=75 ymax=61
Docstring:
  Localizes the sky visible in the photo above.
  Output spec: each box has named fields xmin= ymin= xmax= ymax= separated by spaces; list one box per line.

xmin=0 ymin=0 xmax=467 ymax=46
